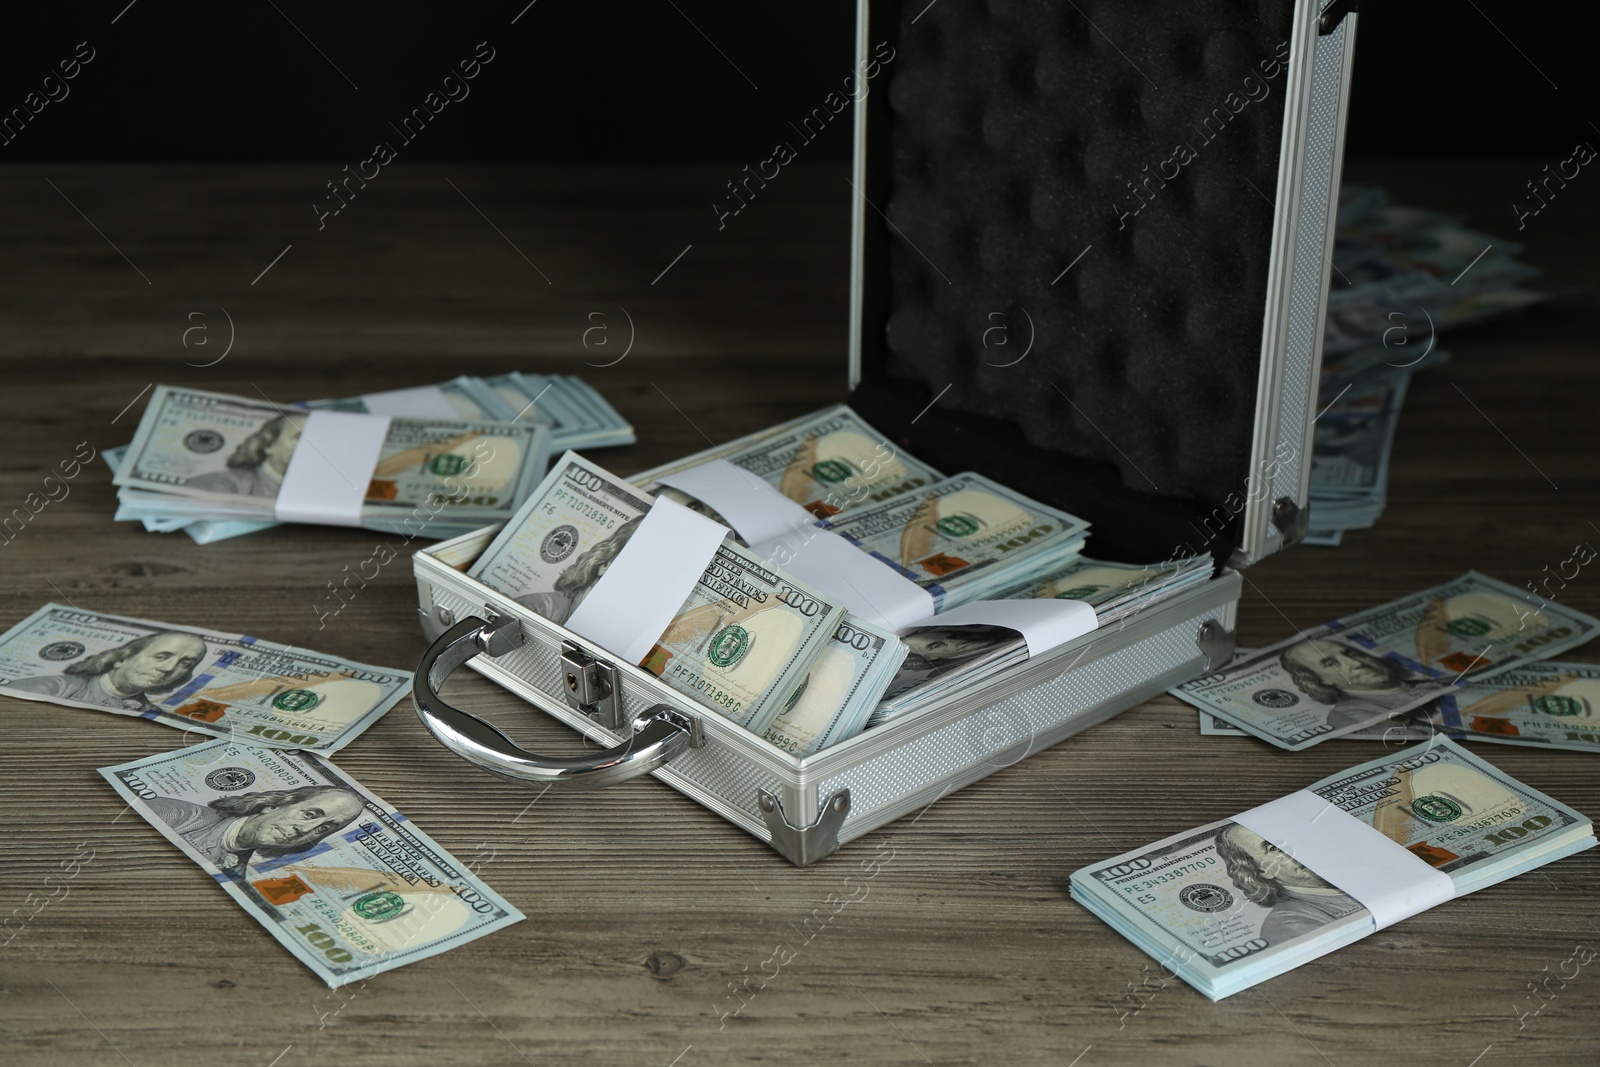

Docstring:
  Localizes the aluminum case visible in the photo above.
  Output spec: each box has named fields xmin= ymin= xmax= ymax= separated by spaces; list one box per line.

xmin=408 ymin=0 xmax=1357 ymax=865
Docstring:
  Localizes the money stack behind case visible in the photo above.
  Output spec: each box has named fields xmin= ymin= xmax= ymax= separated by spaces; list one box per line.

xmin=410 ymin=0 xmax=1359 ymax=864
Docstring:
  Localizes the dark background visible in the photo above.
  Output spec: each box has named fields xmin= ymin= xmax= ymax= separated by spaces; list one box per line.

xmin=1 ymin=1 xmax=1593 ymax=164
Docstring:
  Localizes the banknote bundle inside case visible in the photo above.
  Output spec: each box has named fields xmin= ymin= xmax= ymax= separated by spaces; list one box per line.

xmin=466 ymin=407 xmax=1215 ymax=754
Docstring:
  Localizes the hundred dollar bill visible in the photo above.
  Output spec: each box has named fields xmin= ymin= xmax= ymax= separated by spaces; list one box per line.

xmin=101 ymin=741 xmax=523 ymax=987
xmin=1197 ymin=709 xmax=1434 ymax=742
xmin=1010 ymin=554 xmax=1212 ymax=624
xmin=471 ymin=452 xmax=844 ymax=732
xmin=114 ymin=385 xmax=549 ymax=529
xmin=1422 ymin=660 xmax=1600 ymax=752
xmin=1070 ymin=738 xmax=1597 ymax=1000
xmin=1190 ymin=649 xmax=1433 ymax=742
xmin=0 ymin=604 xmax=408 ymax=752
xmin=869 ymin=624 xmax=1026 ymax=728
xmin=871 ymin=554 xmax=1210 ymax=729
xmin=484 ymin=372 xmax=635 ymax=450
xmin=1310 ymin=371 xmax=1410 ymax=499
xmin=305 ymin=376 xmax=517 ymax=421
xmin=1170 ymin=572 xmax=1600 ymax=750
xmin=820 ymin=472 xmax=1091 ymax=610
xmin=468 ymin=451 xmax=659 ymax=624
xmin=638 ymin=405 xmax=944 ymax=519
xmin=1189 ymin=659 xmax=1600 ymax=750
xmin=762 ymin=614 xmax=906 ymax=756
xmin=1196 ymin=700 xmax=1437 ymax=741
xmin=638 ymin=541 xmax=844 ymax=733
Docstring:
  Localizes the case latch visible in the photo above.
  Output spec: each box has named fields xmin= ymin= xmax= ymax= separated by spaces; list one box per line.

xmin=559 ymin=641 xmax=626 ymax=730
xmin=758 ymin=789 xmax=850 ymax=867
xmin=1196 ymin=619 xmax=1237 ymax=673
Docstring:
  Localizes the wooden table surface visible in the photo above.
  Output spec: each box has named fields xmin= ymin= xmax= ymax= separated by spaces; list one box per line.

xmin=2 ymin=160 xmax=1596 ymax=1066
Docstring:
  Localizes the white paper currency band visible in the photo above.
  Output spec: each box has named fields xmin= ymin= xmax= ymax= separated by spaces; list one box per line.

xmin=903 ymin=599 xmax=1098 ymax=657
xmin=274 ymin=411 xmax=391 ymax=528
xmin=658 ymin=460 xmax=935 ymax=631
xmin=357 ymin=385 xmax=460 ymax=419
xmin=1233 ymin=789 xmax=1456 ymax=931
xmin=763 ymin=531 xmax=935 ymax=632
xmin=564 ymin=496 xmax=728 ymax=665
xmin=656 ymin=460 xmax=820 ymax=546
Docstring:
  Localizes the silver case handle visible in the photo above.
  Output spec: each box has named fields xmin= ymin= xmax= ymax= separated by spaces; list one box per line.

xmin=413 ymin=616 xmax=693 ymax=790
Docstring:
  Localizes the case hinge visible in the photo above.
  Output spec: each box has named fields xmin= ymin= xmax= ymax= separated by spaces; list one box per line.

xmin=1319 ymin=0 xmax=1358 ymax=34
xmin=559 ymin=641 xmax=626 ymax=730
xmin=1271 ymin=496 xmax=1309 ymax=548
xmin=758 ymin=789 xmax=850 ymax=867
xmin=478 ymin=610 xmax=524 ymax=657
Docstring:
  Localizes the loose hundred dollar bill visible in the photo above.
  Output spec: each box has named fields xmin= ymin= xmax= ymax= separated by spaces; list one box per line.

xmin=115 ymin=385 xmax=549 ymax=528
xmin=0 ymin=605 xmax=408 ymax=752
xmin=1423 ymin=660 xmax=1600 ymax=752
xmin=1170 ymin=572 xmax=1600 ymax=750
xmin=1190 ymin=649 xmax=1433 ymax=742
xmin=821 ymin=472 xmax=1091 ymax=610
xmin=102 ymin=741 xmax=523 ymax=987
xmin=1071 ymin=738 xmax=1597 ymax=1000
xmin=1197 ymin=709 xmax=1434 ymax=742
xmin=1192 ymin=658 xmax=1600 ymax=751
xmin=762 ymin=613 xmax=906 ymax=756
xmin=471 ymin=452 xmax=844 ymax=732
xmin=637 ymin=405 xmax=944 ymax=518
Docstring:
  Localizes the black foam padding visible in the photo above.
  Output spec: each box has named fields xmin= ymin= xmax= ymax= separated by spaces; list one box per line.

xmin=850 ymin=0 xmax=1298 ymax=564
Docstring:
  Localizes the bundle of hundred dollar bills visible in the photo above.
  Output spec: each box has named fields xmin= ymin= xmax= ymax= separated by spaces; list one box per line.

xmin=466 ymin=406 xmax=1214 ymax=755
xmin=1071 ymin=738 xmax=1595 ymax=1000
xmin=1304 ymin=185 xmax=1546 ymax=546
xmin=108 ymin=373 xmax=632 ymax=544
xmin=868 ymin=555 xmax=1213 ymax=727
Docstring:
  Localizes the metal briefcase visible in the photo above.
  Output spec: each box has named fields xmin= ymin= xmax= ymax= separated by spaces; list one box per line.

xmin=408 ymin=0 xmax=1359 ymax=865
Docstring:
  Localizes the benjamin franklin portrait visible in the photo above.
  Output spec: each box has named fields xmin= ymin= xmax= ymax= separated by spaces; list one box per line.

xmin=514 ymin=514 xmax=644 ymax=623
xmin=185 ymin=414 xmax=305 ymax=498
xmin=1214 ymin=824 xmax=1364 ymax=944
xmin=1279 ymin=639 xmax=1429 ymax=730
xmin=143 ymin=784 xmax=367 ymax=875
xmin=880 ymin=624 xmax=1020 ymax=702
xmin=11 ymin=630 xmax=208 ymax=713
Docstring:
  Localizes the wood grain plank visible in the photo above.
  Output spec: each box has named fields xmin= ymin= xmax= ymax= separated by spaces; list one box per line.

xmin=1 ymin=159 xmax=1597 ymax=1066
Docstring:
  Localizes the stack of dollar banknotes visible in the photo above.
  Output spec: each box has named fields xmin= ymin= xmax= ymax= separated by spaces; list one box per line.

xmin=1070 ymin=738 xmax=1595 ymax=1000
xmin=107 ymin=373 xmax=634 ymax=544
xmin=1306 ymin=185 xmax=1545 ymax=546
xmin=462 ymin=406 xmax=1211 ymax=756
xmin=1062 ymin=573 xmax=1600 ymax=997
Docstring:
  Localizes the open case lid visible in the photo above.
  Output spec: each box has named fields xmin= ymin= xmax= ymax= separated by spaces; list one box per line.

xmin=845 ymin=0 xmax=1358 ymax=568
